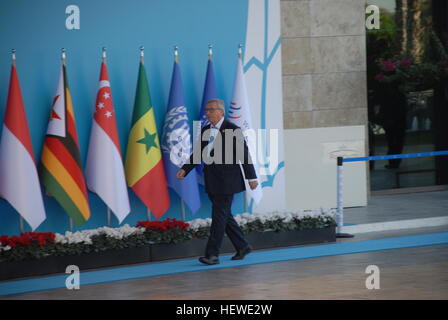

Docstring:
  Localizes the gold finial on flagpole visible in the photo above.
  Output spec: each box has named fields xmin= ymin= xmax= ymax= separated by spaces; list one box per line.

xmin=61 ymin=48 xmax=67 ymax=66
xmin=208 ymin=44 xmax=213 ymax=60
xmin=238 ymin=44 xmax=243 ymax=59
xmin=174 ymin=45 xmax=179 ymax=63
xmin=11 ymin=49 xmax=16 ymax=67
xmin=140 ymin=46 xmax=144 ymax=64
xmin=102 ymin=47 xmax=107 ymax=63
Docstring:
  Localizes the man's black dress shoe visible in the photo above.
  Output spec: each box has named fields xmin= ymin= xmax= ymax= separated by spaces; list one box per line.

xmin=199 ymin=256 xmax=220 ymax=265
xmin=231 ymin=245 xmax=252 ymax=260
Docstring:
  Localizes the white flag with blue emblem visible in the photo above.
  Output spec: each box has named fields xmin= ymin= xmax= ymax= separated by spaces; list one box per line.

xmin=229 ymin=54 xmax=263 ymax=205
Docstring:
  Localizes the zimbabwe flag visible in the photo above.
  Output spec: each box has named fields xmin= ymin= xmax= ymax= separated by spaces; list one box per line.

xmin=40 ymin=61 xmax=90 ymax=227
xmin=125 ymin=61 xmax=170 ymax=218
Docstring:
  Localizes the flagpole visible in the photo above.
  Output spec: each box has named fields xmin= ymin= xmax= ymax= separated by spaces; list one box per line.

xmin=107 ymin=207 xmax=112 ymax=226
xmin=180 ymin=200 xmax=187 ymax=221
xmin=62 ymin=49 xmax=75 ymax=232
xmin=69 ymin=217 xmax=74 ymax=232
xmin=101 ymin=47 xmax=113 ymax=227
xmin=236 ymin=44 xmax=249 ymax=213
xmin=19 ymin=217 xmax=25 ymax=233
xmin=141 ymin=46 xmax=149 ymax=223
xmin=12 ymin=49 xmax=26 ymax=232
xmin=61 ymin=48 xmax=74 ymax=232
xmin=173 ymin=45 xmax=186 ymax=220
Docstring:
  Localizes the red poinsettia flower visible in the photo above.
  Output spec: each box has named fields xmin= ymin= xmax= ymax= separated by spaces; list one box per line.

xmin=380 ymin=61 xmax=396 ymax=72
xmin=401 ymin=59 xmax=412 ymax=67
xmin=137 ymin=218 xmax=190 ymax=231
xmin=0 ymin=232 xmax=56 ymax=248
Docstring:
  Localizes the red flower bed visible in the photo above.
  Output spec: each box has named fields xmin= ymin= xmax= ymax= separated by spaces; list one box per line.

xmin=0 ymin=232 xmax=56 ymax=248
xmin=137 ymin=218 xmax=190 ymax=231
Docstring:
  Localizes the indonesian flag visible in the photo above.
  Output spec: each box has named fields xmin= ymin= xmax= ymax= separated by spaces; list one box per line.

xmin=229 ymin=55 xmax=263 ymax=205
xmin=85 ymin=62 xmax=130 ymax=224
xmin=0 ymin=62 xmax=46 ymax=231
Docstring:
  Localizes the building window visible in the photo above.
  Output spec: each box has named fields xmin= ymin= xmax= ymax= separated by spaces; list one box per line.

xmin=366 ymin=0 xmax=448 ymax=190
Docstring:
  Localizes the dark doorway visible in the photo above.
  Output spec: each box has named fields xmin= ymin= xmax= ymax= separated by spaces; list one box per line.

xmin=366 ymin=0 xmax=448 ymax=191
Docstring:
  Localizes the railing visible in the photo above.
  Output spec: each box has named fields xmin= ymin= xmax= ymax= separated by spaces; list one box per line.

xmin=336 ymin=150 xmax=448 ymax=238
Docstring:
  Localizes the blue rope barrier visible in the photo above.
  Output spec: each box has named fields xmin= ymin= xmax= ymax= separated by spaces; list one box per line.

xmin=343 ymin=150 xmax=448 ymax=163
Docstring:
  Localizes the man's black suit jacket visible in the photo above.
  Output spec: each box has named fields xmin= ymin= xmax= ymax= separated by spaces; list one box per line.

xmin=182 ymin=119 xmax=256 ymax=195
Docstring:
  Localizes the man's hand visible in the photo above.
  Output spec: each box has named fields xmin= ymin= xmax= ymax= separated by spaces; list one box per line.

xmin=248 ymin=180 xmax=258 ymax=190
xmin=176 ymin=169 xmax=186 ymax=180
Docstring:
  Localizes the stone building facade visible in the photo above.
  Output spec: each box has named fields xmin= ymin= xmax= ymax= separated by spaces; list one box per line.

xmin=281 ymin=0 xmax=368 ymax=129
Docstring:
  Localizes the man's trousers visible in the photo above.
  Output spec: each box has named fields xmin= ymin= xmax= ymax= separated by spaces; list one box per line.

xmin=205 ymin=193 xmax=249 ymax=257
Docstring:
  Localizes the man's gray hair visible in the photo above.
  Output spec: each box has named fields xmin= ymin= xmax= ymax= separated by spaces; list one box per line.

xmin=207 ymin=99 xmax=225 ymax=112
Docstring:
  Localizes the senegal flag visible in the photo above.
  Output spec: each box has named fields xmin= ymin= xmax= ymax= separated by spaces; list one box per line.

xmin=125 ymin=61 xmax=170 ymax=218
xmin=40 ymin=60 xmax=90 ymax=227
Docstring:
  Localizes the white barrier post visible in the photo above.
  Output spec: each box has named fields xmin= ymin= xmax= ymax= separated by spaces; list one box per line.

xmin=336 ymin=156 xmax=354 ymax=238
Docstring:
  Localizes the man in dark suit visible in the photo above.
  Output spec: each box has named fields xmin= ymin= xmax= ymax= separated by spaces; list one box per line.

xmin=176 ymin=99 xmax=258 ymax=265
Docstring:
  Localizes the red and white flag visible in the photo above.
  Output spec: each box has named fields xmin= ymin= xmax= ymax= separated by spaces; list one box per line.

xmin=85 ymin=62 xmax=130 ymax=223
xmin=0 ymin=62 xmax=46 ymax=230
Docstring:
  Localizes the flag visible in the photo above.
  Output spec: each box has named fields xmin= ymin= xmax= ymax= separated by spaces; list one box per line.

xmin=194 ymin=57 xmax=218 ymax=183
xmin=40 ymin=61 xmax=90 ymax=227
xmin=85 ymin=61 xmax=130 ymax=224
xmin=161 ymin=60 xmax=201 ymax=214
xmin=125 ymin=61 xmax=170 ymax=218
xmin=0 ymin=62 xmax=46 ymax=231
xmin=229 ymin=55 xmax=263 ymax=205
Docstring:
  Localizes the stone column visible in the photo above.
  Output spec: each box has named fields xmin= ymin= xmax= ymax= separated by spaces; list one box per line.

xmin=281 ymin=0 xmax=368 ymax=129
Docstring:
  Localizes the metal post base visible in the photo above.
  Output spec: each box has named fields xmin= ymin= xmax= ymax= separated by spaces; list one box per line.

xmin=336 ymin=233 xmax=354 ymax=238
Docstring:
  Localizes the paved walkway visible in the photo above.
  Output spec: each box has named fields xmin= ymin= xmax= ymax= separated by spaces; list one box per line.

xmin=2 ymin=226 xmax=447 ymax=300
xmin=2 ymin=191 xmax=447 ymax=300
xmin=344 ymin=190 xmax=448 ymax=225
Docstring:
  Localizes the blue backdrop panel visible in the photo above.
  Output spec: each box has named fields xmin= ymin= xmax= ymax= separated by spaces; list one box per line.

xmin=0 ymin=0 xmax=249 ymax=235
